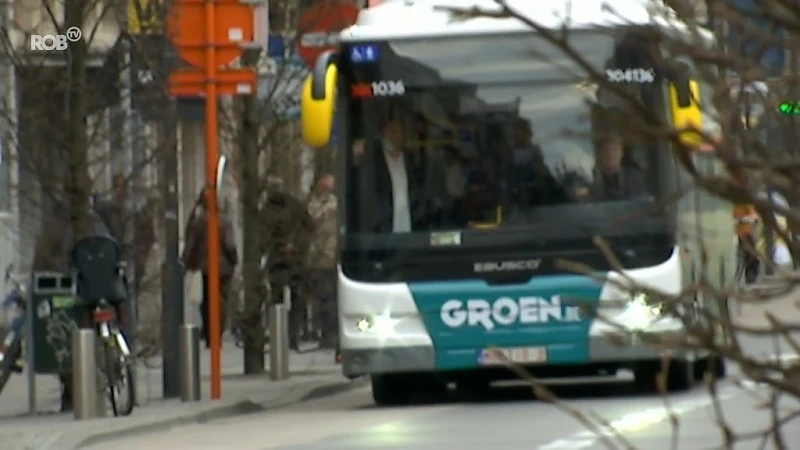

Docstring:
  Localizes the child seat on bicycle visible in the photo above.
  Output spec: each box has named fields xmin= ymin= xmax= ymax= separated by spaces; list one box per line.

xmin=70 ymin=236 xmax=128 ymax=305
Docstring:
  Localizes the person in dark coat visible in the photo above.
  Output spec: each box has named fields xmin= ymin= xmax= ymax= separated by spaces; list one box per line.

xmin=32 ymin=200 xmax=119 ymax=413
xmin=511 ymin=118 xmax=569 ymax=206
xmin=94 ymin=176 xmax=131 ymax=261
xmin=590 ymin=134 xmax=647 ymax=200
xmin=94 ymin=175 xmax=155 ymax=296
xmin=261 ymin=178 xmax=314 ymax=349
xmin=181 ymin=191 xmax=239 ymax=347
xmin=349 ymin=114 xmax=424 ymax=233
xmin=307 ymin=174 xmax=338 ymax=349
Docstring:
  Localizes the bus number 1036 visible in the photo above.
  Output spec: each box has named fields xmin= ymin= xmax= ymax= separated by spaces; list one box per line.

xmin=351 ymin=80 xmax=407 ymax=98
xmin=372 ymin=80 xmax=406 ymax=96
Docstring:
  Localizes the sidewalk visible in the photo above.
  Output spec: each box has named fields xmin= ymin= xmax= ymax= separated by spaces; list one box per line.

xmin=735 ymin=281 xmax=800 ymax=328
xmin=0 ymin=338 xmax=364 ymax=450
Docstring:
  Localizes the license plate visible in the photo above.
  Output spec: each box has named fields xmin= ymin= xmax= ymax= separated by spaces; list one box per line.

xmin=479 ymin=347 xmax=547 ymax=366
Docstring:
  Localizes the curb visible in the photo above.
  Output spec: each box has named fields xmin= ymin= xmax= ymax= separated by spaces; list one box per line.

xmin=69 ymin=377 xmax=368 ymax=449
xmin=302 ymin=376 xmax=368 ymax=401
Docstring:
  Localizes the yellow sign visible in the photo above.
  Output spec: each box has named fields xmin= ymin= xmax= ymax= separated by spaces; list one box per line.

xmin=128 ymin=0 xmax=166 ymax=34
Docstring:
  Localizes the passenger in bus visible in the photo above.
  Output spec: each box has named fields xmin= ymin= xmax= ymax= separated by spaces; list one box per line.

xmin=555 ymin=166 xmax=592 ymax=202
xmin=590 ymin=134 xmax=646 ymax=200
xmin=411 ymin=113 xmax=449 ymax=228
xmin=442 ymin=144 xmax=469 ymax=226
xmin=463 ymin=154 xmax=496 ymax=223
xmin=511 ymin=118 xmax=569 ymax=206
xmin=408 ymin=113 xmax=428 ymax=172
xmin=351 ymin=113 xmax=419 ymax=233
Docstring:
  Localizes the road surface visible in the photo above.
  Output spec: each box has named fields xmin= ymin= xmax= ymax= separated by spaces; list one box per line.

xmin=89 ymin=335 xmax=800 ymax=449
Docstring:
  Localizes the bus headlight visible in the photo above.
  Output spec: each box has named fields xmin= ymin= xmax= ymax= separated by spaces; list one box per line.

xmin=620 ymin=293 xmax=664 ymax=330
xmin=354 ymin=313 xmax=399 ymax=338
xmin=356 ymin=317 xmax=371 ymax=332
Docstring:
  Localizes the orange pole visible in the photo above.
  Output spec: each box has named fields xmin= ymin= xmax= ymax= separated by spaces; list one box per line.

xmin=205 ymin=0 xmax=222 ymax=400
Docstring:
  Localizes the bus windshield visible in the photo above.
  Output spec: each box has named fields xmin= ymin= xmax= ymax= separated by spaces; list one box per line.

xmin=340 ymin=30 xmax=674 ymax=253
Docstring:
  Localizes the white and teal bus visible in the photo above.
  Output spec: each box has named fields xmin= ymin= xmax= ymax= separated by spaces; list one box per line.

xmin=301 ymin=0 xmax=734 ymax=405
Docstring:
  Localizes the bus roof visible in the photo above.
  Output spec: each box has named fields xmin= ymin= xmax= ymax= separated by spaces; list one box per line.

xmin=342 ymin=0 xmax=711 ymax=42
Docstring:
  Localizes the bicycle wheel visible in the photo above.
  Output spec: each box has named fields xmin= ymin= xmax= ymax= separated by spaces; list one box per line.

xmin=104 ymin=337 xmax=135 ymax=416
xmin=0 ymin=331 xmax=21 ymax=396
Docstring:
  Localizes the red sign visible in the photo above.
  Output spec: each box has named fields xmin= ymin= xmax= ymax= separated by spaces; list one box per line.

xmin=297 ymin=0 xmax=360 ymax=69
xmin=167 ymin=0 xmax=254 ymax=69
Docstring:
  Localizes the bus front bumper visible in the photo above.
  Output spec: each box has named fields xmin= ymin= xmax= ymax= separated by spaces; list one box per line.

xmin=341 ymin=317 xmax=690 ymax=378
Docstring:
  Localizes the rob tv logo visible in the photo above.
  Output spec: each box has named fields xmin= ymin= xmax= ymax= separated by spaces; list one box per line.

xmin=30 ymin=27 xmax=82 ymax=51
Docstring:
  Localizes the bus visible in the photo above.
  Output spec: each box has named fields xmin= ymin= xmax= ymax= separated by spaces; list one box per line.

xmin=300 ymin=0 xmax=735 ymax=405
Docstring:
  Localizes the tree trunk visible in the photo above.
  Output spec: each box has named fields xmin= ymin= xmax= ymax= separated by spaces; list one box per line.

xmin=64 ymin=0 xmax=91 ymax=235
xmin=240 ymin=50 xmax=265 ymax=374
xmin=159 ymin=117 xmax=183 ymax=398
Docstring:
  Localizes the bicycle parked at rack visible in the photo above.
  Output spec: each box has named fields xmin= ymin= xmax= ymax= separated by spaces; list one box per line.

xmin=0 ymin=265 xmax=26 ymax=395
xmin=72 ymin=236 xmax=135 ymax=417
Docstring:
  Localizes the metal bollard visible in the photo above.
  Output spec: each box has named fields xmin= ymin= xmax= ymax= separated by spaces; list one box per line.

xmin=72 ymin=329 xmax=101 ymax=420
xmin=179 ymin=324 xmax=201 ymax=402
xmin=269 ymin=302 xmax=290 ymax=381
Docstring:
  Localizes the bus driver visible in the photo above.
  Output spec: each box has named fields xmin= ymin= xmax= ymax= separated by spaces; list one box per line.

xmin=351 ymin=113 xmax=417 ymax=233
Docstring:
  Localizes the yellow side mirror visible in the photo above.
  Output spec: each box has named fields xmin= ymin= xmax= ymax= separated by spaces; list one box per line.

xmin=301 ymin=51 xmax=338 ymax=149
xmin=669 ymin=80 xmax=703 ymax=147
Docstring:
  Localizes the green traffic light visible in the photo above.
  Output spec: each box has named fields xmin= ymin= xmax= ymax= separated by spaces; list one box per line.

xmin=777 ymin=102 xmax=800 ymax=116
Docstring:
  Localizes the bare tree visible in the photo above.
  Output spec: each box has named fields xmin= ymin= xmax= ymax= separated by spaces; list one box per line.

xmin=224 ymin=0 xmax=317 ymax=373
xmin=1 ymin=0 xmax=171 ymax=363
xmin=438 ymin=0 xmax=800 ymax=447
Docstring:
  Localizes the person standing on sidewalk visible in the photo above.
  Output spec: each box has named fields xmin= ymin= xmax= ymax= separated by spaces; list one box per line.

xmin=95 ymin=175 xmax=156 ymax=297
xmin=734 ymin=200 xmax=760 ymax=284
xmin=93 ymin=176 xmax=155 ymax=336
xmin=261 ymin=177 xmax=314 ymax=349
xmin=307 ymin=174 xmax=338 ymax=349
xmin=181 ymin=190 xmax=239 ymax=347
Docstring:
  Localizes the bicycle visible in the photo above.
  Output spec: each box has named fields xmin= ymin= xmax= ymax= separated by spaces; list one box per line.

xmin=90 ymin=298 xmax=134 ymax=416
xmin=0 ymin=265 xmax=26 ymax=395
xmin=72 ymin=236 xmax=135 ymax=417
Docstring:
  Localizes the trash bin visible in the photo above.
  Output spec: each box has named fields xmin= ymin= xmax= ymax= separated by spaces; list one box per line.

xmin=30 ymin=271 xmax=82 ymax=374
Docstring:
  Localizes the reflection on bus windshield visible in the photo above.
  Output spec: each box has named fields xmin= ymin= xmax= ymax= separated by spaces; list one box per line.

xmin=344 ymin=33 xmax=663 ymax=235
xmin=347 ymin=90 xmax=655 ymax=235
